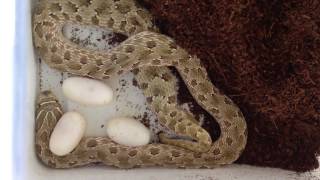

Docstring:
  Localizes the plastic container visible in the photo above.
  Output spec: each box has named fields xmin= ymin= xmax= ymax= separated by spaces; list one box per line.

xmin=12 ymin=0 xmax=320 ymax=179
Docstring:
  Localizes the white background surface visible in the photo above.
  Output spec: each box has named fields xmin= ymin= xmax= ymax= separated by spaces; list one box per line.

xmin=0 ymin=0 xmax=15 ymax=180
xmin=5 ymin=0 xmax=320 ymax=179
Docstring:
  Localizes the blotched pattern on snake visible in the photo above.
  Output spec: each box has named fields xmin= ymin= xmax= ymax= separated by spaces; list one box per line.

xmin=33 ymin=0 xmax=247 ymax=168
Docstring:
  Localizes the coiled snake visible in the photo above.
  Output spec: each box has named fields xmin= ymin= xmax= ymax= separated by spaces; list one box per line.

xmin=33 ymin=0 xmax=247 ymax=168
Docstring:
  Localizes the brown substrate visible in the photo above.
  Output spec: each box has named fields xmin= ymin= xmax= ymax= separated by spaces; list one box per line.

xmin=140 ymin=0 xmax=320 ymax=172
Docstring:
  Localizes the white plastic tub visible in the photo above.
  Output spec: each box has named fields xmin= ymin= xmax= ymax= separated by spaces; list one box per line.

xmin=12 ymin=0 xmax=320 ymax=179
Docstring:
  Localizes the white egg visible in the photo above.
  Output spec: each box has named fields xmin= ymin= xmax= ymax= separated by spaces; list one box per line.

xmin=62 ymin=76 xmax=113 ymax=106
xmin=49 ymin=111 xmax=86 ymax=156
xmin=106 ymin=117 xmax=151 ymax=147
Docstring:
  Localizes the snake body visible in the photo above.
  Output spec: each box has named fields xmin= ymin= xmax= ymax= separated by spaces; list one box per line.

xmin=33 ymin=0 xmax=247 ymax=168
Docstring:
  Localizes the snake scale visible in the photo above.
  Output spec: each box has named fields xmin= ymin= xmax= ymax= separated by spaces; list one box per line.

xmin=33 ymin=0 xmax=247 ymax=168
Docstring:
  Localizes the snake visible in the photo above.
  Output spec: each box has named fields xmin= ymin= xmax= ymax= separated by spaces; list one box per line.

xmin=33 ymin=0 xmax=247 ymax=168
